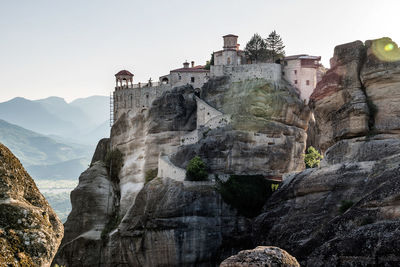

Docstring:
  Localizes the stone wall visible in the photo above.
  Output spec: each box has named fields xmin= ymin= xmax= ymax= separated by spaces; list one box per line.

xmin=157 ymin=154 xmax=186 ymax=181
xmin=196 ymin=96 xmax=223 ymax=127
xmin=113 ymin=84 xmax=172 ymax=121
xmin=210 ymin=63 xmax=282 ymax=82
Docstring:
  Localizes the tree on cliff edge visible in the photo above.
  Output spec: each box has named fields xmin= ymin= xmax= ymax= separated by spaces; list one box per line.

xmin=245 ymin=33 xmax=269 ymax=63
xmin=265 ymin=30 xmax=285 ymax=62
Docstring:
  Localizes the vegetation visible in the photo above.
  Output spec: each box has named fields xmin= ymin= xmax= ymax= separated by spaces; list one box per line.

xmin=265 ymin=30 xmax=285 ymax=62
xmin=216 ymin=175 xmax=280 ymax=218
xmin=104 ymin=149 xmax=124 ymax=182
xmin=205 ymin=52 xmax=214 ymax=70
xmin=244 ymin=33 xmax=269 ymax=63
xmin=339 ymin=200 xmax=354 ymax=214
xmin=304 ymin=146 xmax=323 ymax=168
xmin=186 ymin=156 xmax=208 ymax=181
xmin=244 ymin=31 xmax=286 ymax=63
xmin=145 ymin=168 xmax=158 ymax=184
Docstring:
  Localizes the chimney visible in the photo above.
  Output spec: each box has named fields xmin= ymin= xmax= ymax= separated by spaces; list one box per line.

xmin=183 ymin=61 xmax=190 ymax=68
xmin=191 ymin=61 xmax=195 ymax=68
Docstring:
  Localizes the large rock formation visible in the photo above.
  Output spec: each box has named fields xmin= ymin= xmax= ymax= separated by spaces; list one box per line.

xmin=0 ymin=143 xmax=63 ymax=266
xmin=220 ymin=246 xmax=299 ymax=267
xmin=253 ymin=38 xmax=400 ymax=266
xmin=110 ymin=86 xmax=197 ymax=214
xmin=172 ymin=78 xmax=310 ymax=178
xmin=53 ymin=73 xmax=310 ymax=266
xmin=310 ymin=37 xmax=400 ymax=152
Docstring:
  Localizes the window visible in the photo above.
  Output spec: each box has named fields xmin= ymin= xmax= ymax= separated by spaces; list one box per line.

xmin=294 ymin=70 xmax=297 ymax=75
xmin=191 ymin=77 xmax=195 ymax=83
xmin=282 ymin=72 xmax=285 ymax=76
xmin=306 ymin=80 xmax=310 ymax=86
xmin=227 ymin=57 xmax=231 ymax=65
xmin=178 ymin=75 xmax=181 ymax=80
xmin=294 ymin=80 xmax=298 ymax=84
xmin=284 ymin=61 xmax=288 ymax=66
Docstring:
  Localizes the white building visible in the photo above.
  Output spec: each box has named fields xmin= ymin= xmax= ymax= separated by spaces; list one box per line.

xmin=282 ymin=55 xmax=323 ymax=102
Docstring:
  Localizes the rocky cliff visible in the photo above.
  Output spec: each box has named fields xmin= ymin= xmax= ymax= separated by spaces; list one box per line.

xmin=0 ymin=143 xmax=63 ymax=266
xmin=254 ymin=38 xmax=400 ymax=266
xmin=53 ymin=71 xmax=310 ymax=266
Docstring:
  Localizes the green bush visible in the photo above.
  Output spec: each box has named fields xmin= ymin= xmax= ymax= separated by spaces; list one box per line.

xmin=186 ymin=156 xmax=208 ymax=181
xmin=145 ymin=168 xmax=158 ymax=184
xmin=216 ymin=175 xmax=279 ymax=218
xmin=304 ymin=146 xmax=323 ymax=168
xmin=104 ymin=149 xmax=124 ymax=182
xmin=339 ymin=200 xmax=354 ymax=214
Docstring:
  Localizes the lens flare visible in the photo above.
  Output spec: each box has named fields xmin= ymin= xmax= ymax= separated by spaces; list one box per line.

xmin=384 ymin=43 xmax=394 ymax=51
xmin=370 ymin=38 xmax=400 ymax=62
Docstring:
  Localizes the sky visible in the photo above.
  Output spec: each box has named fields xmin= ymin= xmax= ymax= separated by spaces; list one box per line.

xmin=0 ymin=0 xmax=399 ymax=102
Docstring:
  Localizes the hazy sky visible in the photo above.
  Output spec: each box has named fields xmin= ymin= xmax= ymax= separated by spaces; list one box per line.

xmin=1 ymin=0 xmax=399 ymax=102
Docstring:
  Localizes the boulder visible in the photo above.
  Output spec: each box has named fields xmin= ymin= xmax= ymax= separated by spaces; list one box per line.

xmin=220 ymin=246 xmax=300 ymax=267
xmin=0 ymin=143 xmax=63 ymax=266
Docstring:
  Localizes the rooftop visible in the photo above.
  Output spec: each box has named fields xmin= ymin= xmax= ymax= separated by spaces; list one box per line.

xmin=115 ymin=70 xmax=134 ymax=76
xmin=170 ymin=65 xmax=209 ymax=73
xmin=223 ymin=34 xmax=238 ymax=38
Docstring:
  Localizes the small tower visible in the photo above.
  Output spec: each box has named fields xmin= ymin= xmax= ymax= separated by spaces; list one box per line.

xmin=115 ymin=70 xmax=134 ymax=90
xmin=223 ymin=34 xmax=239 ymax=51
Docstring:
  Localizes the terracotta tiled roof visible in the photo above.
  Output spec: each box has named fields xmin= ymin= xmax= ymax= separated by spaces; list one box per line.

xmin=115 ymin=70 xmax=134 ymax=76
xmin=170 ymin=66 xmax=210 ymax=73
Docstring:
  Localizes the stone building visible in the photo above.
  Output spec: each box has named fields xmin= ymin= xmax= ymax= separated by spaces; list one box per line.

xmin=282 ymin=55 xmax=322 ymax=102
xmin=112 ymin=34 xmax=323 ymax=124
xmin=159 ymin=61 xmax=210 ymax=90
xmin=213 ymin=34 xmax=246 ymax=66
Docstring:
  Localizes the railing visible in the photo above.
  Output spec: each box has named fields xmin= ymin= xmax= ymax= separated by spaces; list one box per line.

xmin=115 ymin=81 xmax=164 ymax=90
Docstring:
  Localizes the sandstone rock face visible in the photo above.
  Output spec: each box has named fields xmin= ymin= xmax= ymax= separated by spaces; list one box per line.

xmin=253 ymin=139 xmax=400 ymax=265
xmin=220 ymin=246 xmax=300 ymax=267
xmin=110 ymin=86 xmax=197 ymax=214
xmin=52 ymin=161 xmax=116 ymax=266
xmin=310 ymin=38 xmax=400 ymax=152
xmin=252 ymin=38 xmax=400 ymax=266
xmin=361 ymin=38 xmax=400 ymax=134
xmin=0 ymin=143 xmax=63 ymax=266
xmin=54 ymin=76 xmax=310 ymax=266
xmin=103 ymin=177 xmax=252 ymax=266
xmin=90 ymin=138 xmax=110 ymax=165
xmin=172 ymin=78 xmax=310 ymax=178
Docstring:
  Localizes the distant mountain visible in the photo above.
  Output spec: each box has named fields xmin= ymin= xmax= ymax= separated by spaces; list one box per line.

xmin=0 ymin=97 xmax=77 ymax=138
xmin=0 ymin=119 xmax=92 ymax=180
xmin=0 ymin=95 xmax=110 ymax=145
xmin=70 ymin=95 xmax=110 ymax=126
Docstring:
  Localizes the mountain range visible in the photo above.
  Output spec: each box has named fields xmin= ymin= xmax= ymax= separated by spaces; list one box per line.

xmin=0 ymin=95 xmax=110 ymax=145
xmin=0 ymin=95 xmax=110 ymax=180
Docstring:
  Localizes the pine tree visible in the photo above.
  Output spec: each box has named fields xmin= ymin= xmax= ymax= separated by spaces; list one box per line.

xmin=244 ymin=33 xmax=269 ymax=63
xmin=265 ymin=30 xmax=285 ymax=62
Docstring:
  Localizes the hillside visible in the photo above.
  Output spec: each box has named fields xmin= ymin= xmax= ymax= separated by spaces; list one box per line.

xmin=0 ymin=96 xmax=109 ymax=145
xmin=0 ymin=119 xmax=91 ymax=170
